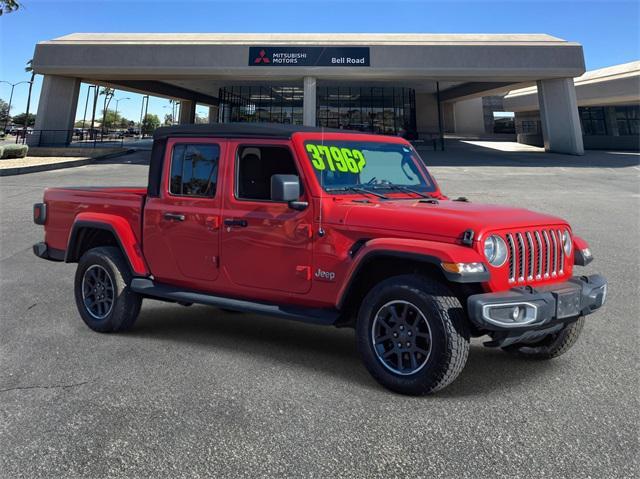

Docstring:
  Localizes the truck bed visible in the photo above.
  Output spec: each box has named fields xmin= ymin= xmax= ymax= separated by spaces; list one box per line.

xmin=42 ymin=186 xmax=147 ymax=254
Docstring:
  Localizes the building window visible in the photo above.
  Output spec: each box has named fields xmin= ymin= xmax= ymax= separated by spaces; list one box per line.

xmin=316 ymin=86 xmax=416 ymax=136
xmin=519 ymin=120 xmax=539 ymax=134
xmin=219 ymin=85 xmax=416 ymax=136
xmin=169 ymin=143 xmax=220 ymax=197
xmin=579 ymin=107 xmax=607 ymax=136
xmin=615 ymin=105 xmax=639 ymax=136
xmin=219 ymin=86 xmax=303 ymax=125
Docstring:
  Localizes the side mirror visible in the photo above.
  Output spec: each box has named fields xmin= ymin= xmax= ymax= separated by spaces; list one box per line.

xmin=271 ymin=174 xmax=308 ymax=210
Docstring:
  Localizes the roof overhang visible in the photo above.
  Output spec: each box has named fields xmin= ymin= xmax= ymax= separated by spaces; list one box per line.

xmin=32 ymin=33 xmax=586 ymax=103
xmin=504 ymin=61 xmax=640 ymax=111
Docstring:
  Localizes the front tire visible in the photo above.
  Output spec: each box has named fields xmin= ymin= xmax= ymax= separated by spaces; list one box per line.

xmin=356 ymin=275 xmax=470 ymax=395
xmin=74 ymin=246 xmax=142 ymax=333
xmin=502 ymin=317 xmax=585 ymax=359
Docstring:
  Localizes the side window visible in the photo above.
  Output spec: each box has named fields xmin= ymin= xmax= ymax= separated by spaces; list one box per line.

xmin=236 ymin=146 xmax=302 ymax=201
xmin=170 ymin=143 xmax=220 ymax=197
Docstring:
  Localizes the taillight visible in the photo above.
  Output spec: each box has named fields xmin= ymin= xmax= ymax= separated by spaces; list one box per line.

xmin=33 ymin=203 xmax=47 ymax=225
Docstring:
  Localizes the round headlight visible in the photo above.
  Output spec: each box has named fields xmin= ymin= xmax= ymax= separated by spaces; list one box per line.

xmin=484 ymin=235 xmax=508 ymax=267
xmin=562 ymin=229 xmax=572 ymax=256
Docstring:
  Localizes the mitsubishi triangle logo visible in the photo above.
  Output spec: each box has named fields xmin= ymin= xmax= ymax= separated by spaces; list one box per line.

xmin=254 ymin=49 xmax=270 ymax=64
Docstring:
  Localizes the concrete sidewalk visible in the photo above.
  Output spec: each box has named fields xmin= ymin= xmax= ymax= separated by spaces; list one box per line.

xmin=417 ymin=140 xmax=640 ymax=168
xmin=0 ymin=148 xmax=135 ymax=176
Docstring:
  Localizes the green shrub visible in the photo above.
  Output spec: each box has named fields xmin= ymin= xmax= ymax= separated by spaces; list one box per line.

xmin=1 ymin=144 xmax=28 ymax=159
xmin=0 ymin=146 xmax=3 ymax=158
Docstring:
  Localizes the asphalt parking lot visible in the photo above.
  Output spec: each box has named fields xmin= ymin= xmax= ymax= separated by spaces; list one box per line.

xmin=1 ymin=143 xmax=638 ymax=478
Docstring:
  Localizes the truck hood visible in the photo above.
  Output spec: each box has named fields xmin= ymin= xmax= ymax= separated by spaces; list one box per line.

xmin=340 ymin=198 xmax=568 ymax=240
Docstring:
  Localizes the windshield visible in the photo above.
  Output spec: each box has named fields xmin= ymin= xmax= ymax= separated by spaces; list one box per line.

xmin=303 ymin=140 xmax=436 ymax=194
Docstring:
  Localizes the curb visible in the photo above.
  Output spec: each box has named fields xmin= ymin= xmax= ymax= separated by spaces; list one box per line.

xmin=0 ymin=149 xmax=136 ymax=176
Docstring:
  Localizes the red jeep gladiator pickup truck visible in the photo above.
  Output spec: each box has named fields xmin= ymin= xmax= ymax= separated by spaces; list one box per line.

xmin=33 ymin=124 xmax=607 ymax=395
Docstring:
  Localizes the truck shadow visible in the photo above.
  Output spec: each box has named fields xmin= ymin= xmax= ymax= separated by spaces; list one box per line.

xmin=131 ymin=304 xmax=558 ymax=397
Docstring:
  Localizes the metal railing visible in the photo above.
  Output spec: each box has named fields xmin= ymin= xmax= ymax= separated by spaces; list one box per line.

xmin=14 ymin=129 xmax=150 ymax=148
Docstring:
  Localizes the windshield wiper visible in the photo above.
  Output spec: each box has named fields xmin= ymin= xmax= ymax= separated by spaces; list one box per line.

xmin=370 ymin=183 xmax=433 ymax=199
xmin=325 ymin=185 xmax=389 ymax=199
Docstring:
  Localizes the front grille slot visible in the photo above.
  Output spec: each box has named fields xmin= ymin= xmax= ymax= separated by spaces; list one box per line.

xmin=502 ymin=227 xmax=566 ymax=284
xmin=550 ymin=230 xmax=558 ymax=277
xmin=526 ymin=232 xmax=534 ymax=280
xmin=506 ymin=233 xmax=516 ymax=283
xmin=558 ymin=229 xmax=565 ymax=274
xmin=543 ymin=230 xmax=551 ymax=278
xmin=534 ymin=231 xmax=543 ymax=279
xmin=516 ymin=233 xmax=526 ymax=282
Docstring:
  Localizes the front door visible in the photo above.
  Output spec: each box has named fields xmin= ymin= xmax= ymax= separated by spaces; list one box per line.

xmin=143 ymin=138 xmax=224 ymax=290
xmin=220 ymin=141 xmax=313 ymax=294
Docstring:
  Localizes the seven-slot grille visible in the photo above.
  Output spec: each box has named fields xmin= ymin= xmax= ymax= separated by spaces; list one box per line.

xmin=504 ymin=228 xmax=566 ymax=284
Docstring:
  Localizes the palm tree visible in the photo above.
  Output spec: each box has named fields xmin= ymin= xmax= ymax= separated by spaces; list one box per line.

xmin=22 ymin=59 xmax=35 ymax=140
xmin=99 ymin=87 xmax=115 ymax=134
xmin=0 ymin=0 xmax=21 ymax=15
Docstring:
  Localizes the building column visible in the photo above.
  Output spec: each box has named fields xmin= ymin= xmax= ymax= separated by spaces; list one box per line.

xmin=179 ymin=100 xmax=196 ymax=124
xmin=537 ymin=78 xmax=584 ymax=155
xmin=30 ymin=75 xmax=81 ymax=146
xmin=303 ymin=76 xmax=316 ymax=126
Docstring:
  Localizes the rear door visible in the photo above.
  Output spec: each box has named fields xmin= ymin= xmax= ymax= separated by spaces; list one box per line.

xmin=220 ymin=140 xmax=314 ymax=294
xmin=143 ymin=138 xmax=225 ymax=290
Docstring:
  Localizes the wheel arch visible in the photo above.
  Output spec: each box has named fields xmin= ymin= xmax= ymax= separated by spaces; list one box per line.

xmin=336 ymin=239 xmax=488 ymax=326
xmin=65 ymin=214 xmax=149 ymax=276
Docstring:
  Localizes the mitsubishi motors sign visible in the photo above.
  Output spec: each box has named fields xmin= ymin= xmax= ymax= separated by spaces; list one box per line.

xmin=249 ymin=46 xmax=370 ymax=67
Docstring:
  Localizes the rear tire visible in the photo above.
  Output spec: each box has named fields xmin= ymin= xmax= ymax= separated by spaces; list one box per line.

xmin=356 ymin=275 xmax=470 ymax=395
xmin=74 ymin=246 xmax=142 ymax=333
xmin=502 ymin=317 xmax=585 ymax=359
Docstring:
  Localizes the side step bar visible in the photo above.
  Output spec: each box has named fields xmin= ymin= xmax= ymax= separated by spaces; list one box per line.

xmin=130 ymin=278 xmax=339 ymax=326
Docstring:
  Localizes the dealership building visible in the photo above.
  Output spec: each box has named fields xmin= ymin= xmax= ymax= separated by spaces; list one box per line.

xmin=505 ymin=61 xmax=639 ymax=151
xmin=31 ymin=33 xmax=588 ymax=154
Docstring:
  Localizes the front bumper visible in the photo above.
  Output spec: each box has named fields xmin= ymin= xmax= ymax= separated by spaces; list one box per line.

xmin=467 ymin=274 xmax=607 ymax=333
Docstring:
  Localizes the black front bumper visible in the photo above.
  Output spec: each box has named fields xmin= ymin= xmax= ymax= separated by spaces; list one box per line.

xmin=467 ymin=274 xmax=607 ymax=334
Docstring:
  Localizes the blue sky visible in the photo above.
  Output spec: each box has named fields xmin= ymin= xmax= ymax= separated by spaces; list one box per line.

xmin=1 ymin=0 xmax=638 ymax=123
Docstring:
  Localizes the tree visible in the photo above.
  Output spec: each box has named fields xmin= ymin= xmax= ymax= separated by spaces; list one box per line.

xmin=0 ymin=99 xmax=9 ymax=124
xmin=141 ymin=114 xmax=160 ymax=135
xmin=99 ymin=87 xmax=115 ymax=132
xmin=0 ymin=0 xmax=21 ymax=15
xmin=11 ymin=112 xmax=35 ymax=127
xmin=195 ymin=113 xmax=209 ymax=124
xmin=100 ymin=109 xmax=126 ymax=129
xmin=164 ymin=113 xmax=173 ymax=126
xmin=23 ymin=59 xmax=36 ymax=133
xmin=118 ymin=117 xmax=131 ymax=129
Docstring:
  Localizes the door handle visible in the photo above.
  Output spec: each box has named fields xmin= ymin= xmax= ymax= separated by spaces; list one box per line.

xmin=164 ymin=212 xmax=185 ymax=221
xmin=224 ymin=218 xmax=248 ymax=227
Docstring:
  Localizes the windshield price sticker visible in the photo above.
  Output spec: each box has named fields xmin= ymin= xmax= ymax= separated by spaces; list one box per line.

xmin=306 ymin=144 xmax=366 ymax=173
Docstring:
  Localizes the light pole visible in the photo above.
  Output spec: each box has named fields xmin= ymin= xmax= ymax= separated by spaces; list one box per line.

xmin=0 ymin=80 xmax=32 ymax=133
xmin=81 ymin=85 xmax=96 ymax=133
xmin=139 ymin=95 xmax=149 ymax=138
xmin=113 ymin=97 xmax=130 ymax=131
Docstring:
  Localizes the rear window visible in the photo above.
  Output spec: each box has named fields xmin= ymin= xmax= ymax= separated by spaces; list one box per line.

xmin=169 ymin=143 xmax=220 ymax=197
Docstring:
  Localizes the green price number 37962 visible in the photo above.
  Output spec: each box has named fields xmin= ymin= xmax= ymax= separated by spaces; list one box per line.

xmin=306 ymin=144 xmax=366 ymax=173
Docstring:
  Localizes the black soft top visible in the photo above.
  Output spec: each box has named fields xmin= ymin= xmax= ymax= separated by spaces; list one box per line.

xmin=153 ymin=122 xmax=346 ymax=140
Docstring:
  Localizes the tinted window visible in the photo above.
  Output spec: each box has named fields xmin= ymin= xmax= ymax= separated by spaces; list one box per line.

xmin=236 ymin=146 xmax=300 ymax=201
xmin=615 ymin=105 xmax=640 ymax=136
xmin=170 ymin=144 xmax=220 ymax=197
xmin=579 ymin=107 xmax=607 ymax=136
